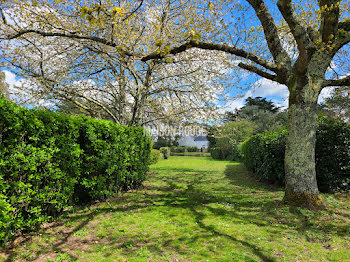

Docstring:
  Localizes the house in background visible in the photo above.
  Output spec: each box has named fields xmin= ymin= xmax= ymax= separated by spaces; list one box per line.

xmin=178 ymin=136 xmax=209 ymax=151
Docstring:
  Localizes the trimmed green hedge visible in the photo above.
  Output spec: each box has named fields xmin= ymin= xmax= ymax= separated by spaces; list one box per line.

xmin=210 ymin=146 xmax=242 ymax=161
xmin=150 ymin=149 xmax=161 ymax=164
xmin=241 ymin=129 xmax=286 ymax=184
xmin=241 ymin=117 xmax=350 ymax=192
xmin=170 ymin=146 xmax=198 ymax=153
xmin=0 ymin=98 xmax=151 ymax=244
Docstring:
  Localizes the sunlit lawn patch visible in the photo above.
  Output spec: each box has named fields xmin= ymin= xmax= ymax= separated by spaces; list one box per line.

xmin=1 ymin=156 xmax=349 ymax=261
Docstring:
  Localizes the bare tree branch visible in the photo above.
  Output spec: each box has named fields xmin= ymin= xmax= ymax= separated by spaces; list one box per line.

xmin=141 ymin=108 xmax=194 ymax=126
xmin=277 ymin=0 xmax=315 ymax=56
xmin=122 ymin=0 xmax=144 ymax=22
xmin=2 ymin=29 xmax=135 ymax=56
xmin=142 ymin=40 xmax=279 ymax=73
xmin=238 ymin=62 xmax=279 ymax=82
xmin=323 ymin=75 xmax=350 ymax=87
xmin=330 ymin=30 xmax=350 ymax=58
xmin=246 ymin=0 xmax=291 ymax=70
xmin=72 ymin=92 xmax=120 ymax=123
xmin=0 ymin=6 xmax=7 ymax=25
xmin=318 ymin=0 xmax=341 ymax=43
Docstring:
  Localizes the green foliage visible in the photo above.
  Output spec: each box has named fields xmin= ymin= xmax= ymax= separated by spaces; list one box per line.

xmin=161 ymin=147 xmax=170 ymax=159
xmin=316 ymin=117 xmax=350 ymax=192
xmin=214 ymin=98 xmax=287 ymax=161
xmin=152 ymin=136 xmax=178 ymax=149
xmin=152 ymin=137 xmax=168 ymax=149
xmin=235 ymin=106 xmax=287 ymax=133
xmin=170 ymin=146 xmax=198 ymax=153
xmin=210 ymin=120 xmax=256 ymax=161
xmin=320 ymin=86 xmax=350 ymax=122
xmin=186 ymin=146 xmax=198 ymax=152
xmin=241 ymin=129 xmax=287 ymax=184
xmin=0 ymin=97 xmax=151 ymax=244
xmin=150 ymin=149 xmax=161 ymax=164
xmin=206 ymin=126 xmax=217 ymax=150
xmin=224 ymin=97 xmax=287 ymax=134
xmin=244 ymin=97 xmax=279 ymax=113
xmin=172 ymin=146 xmax=185 ymax=153
xmin=7 ymin=157 xmax=349 ymax=261
xmin=241 ymin=117 xmax=350 ymax=192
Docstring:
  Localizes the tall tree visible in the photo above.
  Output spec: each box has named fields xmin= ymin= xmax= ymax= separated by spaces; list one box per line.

xmin=0 ymin=0 xmax=230 ymax=126
xmin=321 ymin=86 xmax=350 ymax=122
xmin=244 ymin=97 xmax=279 ymax=113
xmin=142 ymin=0 xmax=350 ymax=209
xmin=1 ymin=0 xmax=350 ymax=208
xmin=223 ymin=97 xmax=287 ymax=133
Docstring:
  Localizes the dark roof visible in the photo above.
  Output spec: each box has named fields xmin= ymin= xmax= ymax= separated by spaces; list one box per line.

xmin=194 ymin=136 xmax=208 ymax=142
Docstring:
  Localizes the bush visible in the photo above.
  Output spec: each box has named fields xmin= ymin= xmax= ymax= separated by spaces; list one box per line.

xmin=175 ymin=146 xmax=186 ymax=153
xmin=170 ymin=146 xmax=198 ymax=153
xmin=161 ymin=147 xmax=170 ymax=159
xmin=210 ymin=146 xmax=221 ymax=160
xmin=210 ymin=146 xmax=242 ymax=161
xmin=241 ymin=117 xmax=350 ymax=192
xmin=186 ymin=146 xmax=198 ymax=152
xmin=241 ymin=129 xmax=286 ymax=184
xmin=150 ymin=149 xmax=161 ymax=164
xmin=0 ymin=97 xmax=151 ymax=244
xmin=210 ymin=121 xmax=256 ymax=161
xmin=316 ymin=117 xmax=350 ymax=192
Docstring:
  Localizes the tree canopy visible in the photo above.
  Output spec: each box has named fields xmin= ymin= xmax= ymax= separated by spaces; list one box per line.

xmin=1 ymin=0 xmax=350 ymax=209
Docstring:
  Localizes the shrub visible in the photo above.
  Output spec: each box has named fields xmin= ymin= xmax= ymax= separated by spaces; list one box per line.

xmin=150 ymin=149 xmax=161 ymax=164
xmin=186 ymin=146 xmax=198 ymax=152
xmin=170 ymin=146 xmax=198 ymax=153
xmin=0 ymin=97 xmax=151 ymax=244
xmin=241 ymin=117 xmax=350 ymax=192
xmin=161 ymin=147 xmax=170 ymax=159
xmin=316 ymin=117 xmax=350 ymax=192
xmin=210 ymin=121 xmax=256 ymax=161
xmin=209 ymin=146 xmax=221 ymax=160
xmin=210 ymin=146 xmax=242 ymax=161
xmin=175 ymin=146 xmax=186 ymax=153
xmin=241 ymin=129 xmax=286 ymax=184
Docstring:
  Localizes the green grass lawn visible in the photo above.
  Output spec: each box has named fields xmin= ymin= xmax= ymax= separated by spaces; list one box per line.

xmin=1 ymin=156 xmax=349 ymax=261
xmin=169 ymin=152 xmax=211 ymax=157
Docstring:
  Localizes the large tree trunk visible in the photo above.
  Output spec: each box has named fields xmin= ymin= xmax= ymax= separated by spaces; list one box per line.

xmin=284 ymin=82 xmax=326 ymax=210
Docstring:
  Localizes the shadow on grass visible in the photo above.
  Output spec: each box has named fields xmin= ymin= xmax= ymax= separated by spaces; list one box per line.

xmin=151 ymin=167 xmax=197 ymax=174
xmin=224 ymin=164 xmax=282 ymax=192
xmin=3 ymin=162 xmax=349 ymax=261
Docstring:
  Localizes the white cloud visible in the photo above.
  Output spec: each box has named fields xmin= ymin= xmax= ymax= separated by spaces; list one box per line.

xmin=252 ymin=78 xmax=289 ymax=98
xmin=224 ymin=78 xmax=289 ymax=112
xmin=224 ymin=96 xmax=248 ymax=112
xmin=318 ymin=86 xmax=335 ymax=104
xmin=2 ymin=70 xmax=55 ymax=108
xmin=3 ymin=70 xmax=22 ymax=93
xmin=226 ymin=77 xmax=340 ymax=111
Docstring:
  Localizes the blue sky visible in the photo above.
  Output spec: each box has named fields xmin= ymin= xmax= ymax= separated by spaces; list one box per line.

xmin=1 ymin=0 xmax=348 ymax=113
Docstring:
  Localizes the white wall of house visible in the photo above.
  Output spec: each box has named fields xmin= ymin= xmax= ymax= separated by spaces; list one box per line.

xmin=178 ymin=136 xmax=209 ymax=149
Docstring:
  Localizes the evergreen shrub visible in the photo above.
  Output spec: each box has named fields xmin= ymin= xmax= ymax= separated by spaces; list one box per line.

xmin=241 ymin=117 xmax=350 ymax=192
xmin=0 ymin=98 xmax=151 ymax=244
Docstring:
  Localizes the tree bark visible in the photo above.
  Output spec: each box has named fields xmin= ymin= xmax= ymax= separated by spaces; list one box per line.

xmin=284 ymin=82 xmax=326 ymax=210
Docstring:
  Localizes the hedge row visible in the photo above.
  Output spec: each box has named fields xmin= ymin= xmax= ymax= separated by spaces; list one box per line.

xmin=170 ymin=152 xmax=211 ymax=157
xmin=241 ymin=117 xmax=350 ymax=193
xmin=150 ymin=149 xmax=161 ymax=164
xmin=210 ymin=146 xmax=242 ymax=161
xmin=0 ymin=98 xmax=151 ymax=244
xmin=170 ymin=146 xmax=198 ymax=153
